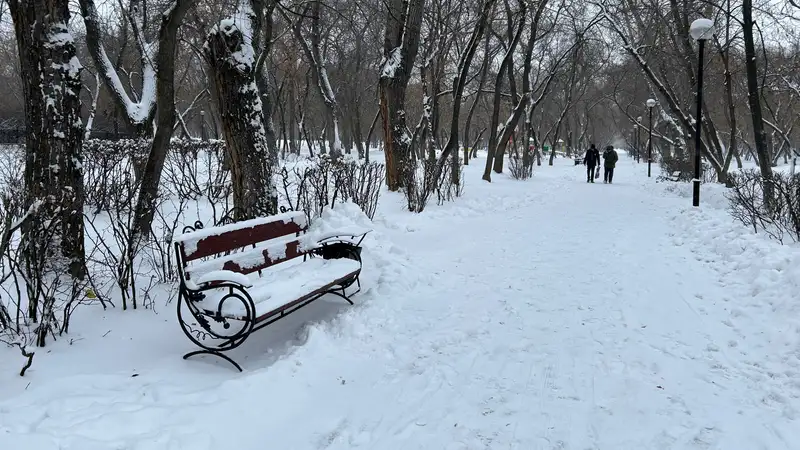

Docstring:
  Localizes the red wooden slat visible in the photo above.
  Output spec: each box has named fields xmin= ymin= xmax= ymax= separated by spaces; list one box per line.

xmin=185 ymin=219 xmax=305 ymax=262
xmin=220 ymin=241 xmax=305 ymax=275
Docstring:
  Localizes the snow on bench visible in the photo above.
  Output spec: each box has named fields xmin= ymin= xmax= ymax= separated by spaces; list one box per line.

xmin=174 ymin=210 xmax=368 ymax=371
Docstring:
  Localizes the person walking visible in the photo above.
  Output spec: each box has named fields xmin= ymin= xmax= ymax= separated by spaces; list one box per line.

xmin=583 ymin=144 xmax=600 ymax=183
xmin=603 ymin=145 xmax=619 ymax=184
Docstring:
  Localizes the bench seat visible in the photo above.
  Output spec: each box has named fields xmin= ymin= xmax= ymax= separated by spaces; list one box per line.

xmin=192 ymin=257 xmax=361 ymax=320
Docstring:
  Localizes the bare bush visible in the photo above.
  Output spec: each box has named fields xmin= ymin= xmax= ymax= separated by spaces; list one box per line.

xmin=728 ymin=170 xmax=800 ymax=244
xmin=508 ymin=149 xmax=534 ymax=180
xmin=658 ymin=156 xmax=716 ymax=183
xmin=162 ymin=140 xmax=231 ymax=224
xmin=280 ymin=155 xmax=385 ymax=221
xmin=83 ymin=139 xmax=149 ymax=209
xmin=83 ymin=154 xmax=141 ymax=311
xmin=436 ymin=161 xmax=464 ymax=205
xmin=401 ymin=158 xmax=438 ymax=213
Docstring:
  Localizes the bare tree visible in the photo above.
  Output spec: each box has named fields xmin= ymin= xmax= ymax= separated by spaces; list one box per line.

xmin=742 ymin=0 xmax=774 ymax=199
xmin=482 ymin=0 xmax=526 ymax=182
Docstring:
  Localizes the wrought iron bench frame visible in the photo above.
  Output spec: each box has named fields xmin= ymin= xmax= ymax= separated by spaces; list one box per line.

xmin=174 ymin=210 xmax=369 ymax=371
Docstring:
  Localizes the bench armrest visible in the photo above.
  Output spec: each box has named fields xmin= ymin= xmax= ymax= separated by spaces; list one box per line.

xmin=314 ymin=227 xmax=372 ymax=247
xmin=193 ymin=270 xmax=254 ymax=289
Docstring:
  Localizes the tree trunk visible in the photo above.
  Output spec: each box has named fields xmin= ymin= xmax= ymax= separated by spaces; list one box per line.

xmin=131 ymin=1 xmax=192 ymax=241
xmin=483 ymin=0 xmax=526 ymax=182
xmin=379 ymin=0 xmax=426 ymax=191
xmin=206 ymin=2 xmax=278 ymax=220
xmin=10 ymin=0 xmax=86 ymax=281
xmin=436 ymin=0 xmax=497 ymax=185
xmin=254 ymin=0 xmax=281 ymax=163
xmin=742 ymin=0 xmax=774 ymax=199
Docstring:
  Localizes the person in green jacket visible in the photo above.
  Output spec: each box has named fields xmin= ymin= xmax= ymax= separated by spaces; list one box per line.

xmin=602 ymin=146 xmax=619 ymax=184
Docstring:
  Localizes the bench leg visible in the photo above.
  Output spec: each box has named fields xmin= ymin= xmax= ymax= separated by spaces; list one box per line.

xmin=183 ymin=349 xmax=243 ymax=372
xmin=327 ymin=289 xmax=354 ymax=306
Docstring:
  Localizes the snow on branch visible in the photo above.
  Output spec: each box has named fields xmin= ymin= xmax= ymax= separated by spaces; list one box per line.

xmin=79 ymin=0 xmax=159 ymax=126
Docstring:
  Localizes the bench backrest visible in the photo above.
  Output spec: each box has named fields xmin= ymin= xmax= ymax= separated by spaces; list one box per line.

xmin=174 ymin=211 xmax=309 ymax=281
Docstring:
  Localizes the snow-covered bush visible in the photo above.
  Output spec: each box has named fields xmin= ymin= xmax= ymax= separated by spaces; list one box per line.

xmin=83 ymin=138 xmax=228 ymax=213
xmin=727 ymin=170 xmax=800 ymax=244
xmin=658 ymin=155 xmax=717 ymax=183
xmin=279 ymin=155 xmax=385 ymax=222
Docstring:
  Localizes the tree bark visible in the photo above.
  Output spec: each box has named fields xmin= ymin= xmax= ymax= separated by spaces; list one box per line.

xmin=205 ymin=0 xmax=278 ymax=220
xmin=742 ymin=0 xmax=774 ymax=198
xmin=483 ymin=0 xmax=526 ymax=182
xmin=9 ymin=0 xmax=86 ymax=280
xmin=379 ymin=0 xmax=426 ymax=191
xmin=254 ymin=0 xmax=281 ymax=163
xmin=131 ymin=1 xmax=192 ymax=241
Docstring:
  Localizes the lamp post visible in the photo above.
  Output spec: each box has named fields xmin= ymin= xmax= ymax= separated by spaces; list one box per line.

xmin=637 ymin=116 xmax=642 ymax=163
xmin=646 ymin=99 xmax=656 ymax=177
xmin=633 ymin=125 xmax=638 ymax=161
xmin=689 ymin=18 xmax=714 ymax=207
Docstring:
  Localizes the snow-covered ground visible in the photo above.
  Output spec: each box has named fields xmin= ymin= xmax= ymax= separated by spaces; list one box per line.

xmin=2 ymin=153 xmax=799 ymax=449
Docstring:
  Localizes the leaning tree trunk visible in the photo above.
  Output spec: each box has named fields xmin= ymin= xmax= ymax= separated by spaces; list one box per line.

xmin=206 ymin=4 xmax=278 ymax=220
xmin=9 ymin=0 xmax=85 ymax=282
xmin=482 ymin=0 xmax=526 ymax=182
xmin=131 ymin=0 xmax=191 ymax=241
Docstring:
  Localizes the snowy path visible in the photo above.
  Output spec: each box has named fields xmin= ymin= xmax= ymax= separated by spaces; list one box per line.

xmin=1 ymin=159 xmax=798 ymax=449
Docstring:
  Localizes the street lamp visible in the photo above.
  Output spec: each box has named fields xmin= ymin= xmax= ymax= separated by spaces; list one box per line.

xmin=633 ymin=125 xmax=638 ymax=161
xmin=690 ymin=18 xmax=714 ymax=207
xmin=646 ymin=98 xmax=656 ymax=177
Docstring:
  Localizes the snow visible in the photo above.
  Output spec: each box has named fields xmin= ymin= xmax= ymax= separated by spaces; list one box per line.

xmin=194 ymin=270 xmax=253 ymax=288
xmin=217 ymin=0 xmax=256 ymax=71
xmin=689 ymin=18 xmax=715 ymax=40
xmin=380 ymin=47 xmax=403 ymax=78
xmin=3 ymin=153 xmax=800 ymax=448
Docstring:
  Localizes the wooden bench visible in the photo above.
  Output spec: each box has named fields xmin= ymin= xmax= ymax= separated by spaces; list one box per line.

xmin=666 ymin=170 xmax=681 ymax=182
xmin=574 ymin=158 xmax=583 ymax=165
xmin=173 ymin=210 xmax=369 ymax=371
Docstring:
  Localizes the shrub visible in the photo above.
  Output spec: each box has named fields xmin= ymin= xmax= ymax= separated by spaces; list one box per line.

xmin=727 ymin=170 xmax=800 ymax=244
xmin=280 ymin=155 xmax=385 ymax=221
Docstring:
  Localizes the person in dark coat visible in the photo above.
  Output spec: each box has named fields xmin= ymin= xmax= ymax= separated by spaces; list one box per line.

xmin=603 ymin=146 xmax=619 ymax=183
xmin=583 ymin=144 xmax=600 ymax=183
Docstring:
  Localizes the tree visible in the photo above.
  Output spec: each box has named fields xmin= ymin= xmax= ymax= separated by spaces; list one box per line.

xmin=482 ymin=0 xmax=526 ymax=182
xmin=741 ymin=0 xmax=774 ymax=199
xmin=380 ymin=0 xmax=426 ymax=191
xmin=131 ymin=0 xmax=192 ymax=241
xmin=205 ymin=0 xmax=278 ymax=219
xmin=8 ymin=0 xmax=86 ymax=345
